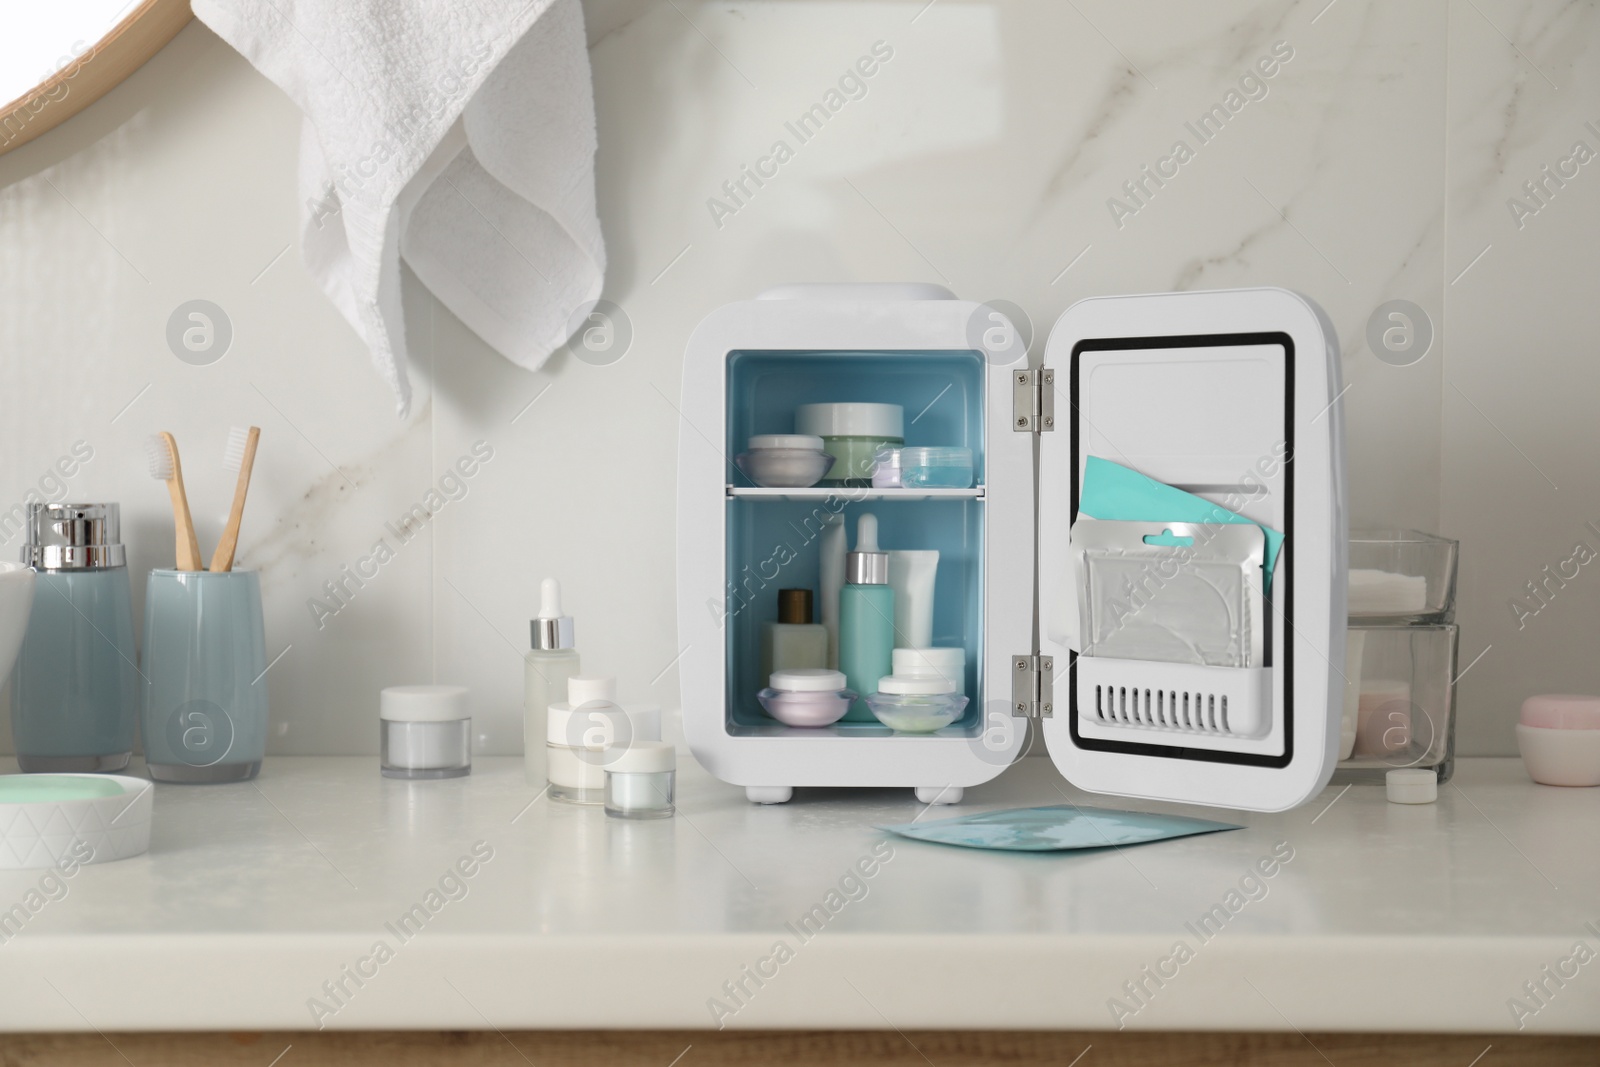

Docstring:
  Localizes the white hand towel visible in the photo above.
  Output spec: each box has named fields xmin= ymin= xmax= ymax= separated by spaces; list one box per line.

xmin=193 ymin=0 xmax=605 ymax=415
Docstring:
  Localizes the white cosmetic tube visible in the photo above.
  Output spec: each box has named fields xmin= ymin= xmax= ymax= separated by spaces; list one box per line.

xmin=888 ymin=550 xmax=939 ymax=649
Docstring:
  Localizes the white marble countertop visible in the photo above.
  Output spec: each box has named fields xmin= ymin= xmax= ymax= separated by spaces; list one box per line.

xmin=0 ymin=756 xmax=1594 ymax=1034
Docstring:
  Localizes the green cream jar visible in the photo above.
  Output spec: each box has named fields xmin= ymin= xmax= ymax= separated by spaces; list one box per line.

xmin=795 ymin=403 xmax=905 ymax=485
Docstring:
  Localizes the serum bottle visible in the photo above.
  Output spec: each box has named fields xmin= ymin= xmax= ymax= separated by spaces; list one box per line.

xmin=525 ymin=578 xmax=580 ymax=786
xmin=838 ymin=514 xmax=895 ymax=722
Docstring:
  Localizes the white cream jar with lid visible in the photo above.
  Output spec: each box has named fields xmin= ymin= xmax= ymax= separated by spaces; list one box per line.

xmin=547 ymin=675 xmax=628 ymax=804
xmin=381 ymin=685 xmax=471 ymax=779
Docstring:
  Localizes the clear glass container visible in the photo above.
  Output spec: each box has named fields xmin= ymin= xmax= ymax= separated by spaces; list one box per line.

xmin=381 ymin=718 xmax=471 ymax=779
xmin=899 ymin=446 xmax=975 ymax=489
xmin=1349 ymin=529 xmax=1458 ymax=623
xmin=1333 ymin=623 xmax=1457 ymax=784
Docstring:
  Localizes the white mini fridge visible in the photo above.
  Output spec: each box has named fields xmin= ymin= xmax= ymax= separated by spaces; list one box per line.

xmin=676 ymin=283 xmax=1347 ymax=812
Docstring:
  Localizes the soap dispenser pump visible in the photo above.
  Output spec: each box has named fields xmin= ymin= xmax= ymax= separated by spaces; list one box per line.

xmin=837 ymin=514 xmax=895 ymax=722
xmin=524 ymin=578 xmax=580 ymax=786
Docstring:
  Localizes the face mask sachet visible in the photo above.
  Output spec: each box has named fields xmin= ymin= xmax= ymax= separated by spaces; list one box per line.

xmin=1070 ymin=518 xmax=1267 ymax=669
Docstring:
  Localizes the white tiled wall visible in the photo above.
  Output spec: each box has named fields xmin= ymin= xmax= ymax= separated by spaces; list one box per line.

xmin=0 ymin=0 xmax=1586 ymax=757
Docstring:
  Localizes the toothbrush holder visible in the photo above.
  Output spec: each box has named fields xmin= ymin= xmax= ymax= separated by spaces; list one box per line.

xmin=140 ymin=569 xmax=270 ymax=783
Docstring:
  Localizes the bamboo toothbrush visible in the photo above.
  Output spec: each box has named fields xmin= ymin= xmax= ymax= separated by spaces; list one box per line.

xmin=145 ymin=432 xmax=203 ymax=571
xmin=210 ymin=426 xmax=260 ymax=573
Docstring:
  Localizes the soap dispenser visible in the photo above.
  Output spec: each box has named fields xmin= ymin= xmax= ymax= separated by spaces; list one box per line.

xmin=838 ymin=514 xmax=895 ymax=722
xmin=12 ymin=502 xmax=140 ymax=772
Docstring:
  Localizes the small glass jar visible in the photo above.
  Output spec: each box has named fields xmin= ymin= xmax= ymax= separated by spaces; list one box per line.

xmin=1349 ymin=529 xmax=1458 ymax=623
xmin=548 ymin=675 xmax=627 ymax=805
xmin=870 ymin=446 xmax=903 ymax=488
xmin=899 ymin=446 xmax=974 ymax=489
xmin=380 ymin=685 xmax=471 ymax=779
xmin=604 ymin=741 xmax=676 ymax=820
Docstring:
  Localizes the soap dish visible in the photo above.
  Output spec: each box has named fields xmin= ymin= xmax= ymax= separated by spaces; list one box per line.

xmin=0 ymin=774 xmax=153 ymax=869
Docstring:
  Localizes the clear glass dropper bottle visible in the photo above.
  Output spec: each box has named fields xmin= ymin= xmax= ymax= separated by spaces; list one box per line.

xmin=524 ymin=578 xmax=580 ymax=787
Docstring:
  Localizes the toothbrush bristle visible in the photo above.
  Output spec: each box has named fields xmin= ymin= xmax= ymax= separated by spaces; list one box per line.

xmin=222 ymin=426 xmax=251 ymax=472
xmin=144 ymin=435 xmax=174 ymax=480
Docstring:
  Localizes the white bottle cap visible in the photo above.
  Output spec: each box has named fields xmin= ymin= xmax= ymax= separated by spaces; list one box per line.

xmin=770 ymin=668 xmax=847 ymax=692
xmin=877 ymin=674 xmax=957 ymax=696
xmin=1386 ymin=768 xmax=1437 ymax=804
xmin=531 ymin=578 xmax=576 ymax=651
xmin=568 ymin=675 xmax=617 ymax=706
xmin=380 ymin=685 xmax=468 ymax=722
xmin=607 ymin=740 xmax=676 ymax=774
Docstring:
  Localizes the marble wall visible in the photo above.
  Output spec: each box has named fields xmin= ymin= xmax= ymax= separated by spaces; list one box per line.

xmin=0 ymin=0 xmax=1587 ymax=758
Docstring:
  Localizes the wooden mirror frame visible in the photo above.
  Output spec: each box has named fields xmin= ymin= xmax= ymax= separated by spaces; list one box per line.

xmin=0 ymin=0 xmax=192 ymax=155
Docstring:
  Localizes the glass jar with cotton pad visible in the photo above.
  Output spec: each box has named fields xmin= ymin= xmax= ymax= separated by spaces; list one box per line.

xmin=796 ymin=403 xmax=904 ymax=485
xmin=380 ymin=685 xmax=471 ymax=779
xmin=604 ymin=741 xmax=677 ymax=820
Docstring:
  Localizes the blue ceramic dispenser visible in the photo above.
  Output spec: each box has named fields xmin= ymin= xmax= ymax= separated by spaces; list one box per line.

xmin=12 ymin=503 xmax=140 ymax=772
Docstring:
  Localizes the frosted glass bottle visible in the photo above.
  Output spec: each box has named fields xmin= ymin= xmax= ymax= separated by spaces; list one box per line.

xmin=524 ymin=579 xmax=579 ymax=787
xmin=838 ymin=515 xmax=895 ymax=722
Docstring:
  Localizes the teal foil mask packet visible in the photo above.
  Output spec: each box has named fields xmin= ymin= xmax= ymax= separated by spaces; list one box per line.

xmin=878 ymin=805 xmax=1240 ymax=852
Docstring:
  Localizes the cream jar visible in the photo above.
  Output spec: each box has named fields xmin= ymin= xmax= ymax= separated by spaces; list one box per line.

xmin=380 ymin=685 xmax=471 ymax=779
xmin=604 ymin=741 xmax=676 ymax=820
xmin=757 ymin=668 xmax=855 ymax=727
xmin=865 ymin=675 xmax=969 ymax=733
xmin=1517 ymin=694 xmax=1600 ymax=787
xmin=547 ymin=675 xmax=626 ymax=804
xmin=796 ymin=403 xmax=904 ymax=485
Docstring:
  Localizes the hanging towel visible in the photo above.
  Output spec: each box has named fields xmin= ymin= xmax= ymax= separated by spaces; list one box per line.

xmin=192 ymin=0 xmax=606 ymax=415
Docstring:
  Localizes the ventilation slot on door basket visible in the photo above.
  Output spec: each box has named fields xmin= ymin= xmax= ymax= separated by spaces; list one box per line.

xmin=1076 ymin=656 xmax=1271 ymax=739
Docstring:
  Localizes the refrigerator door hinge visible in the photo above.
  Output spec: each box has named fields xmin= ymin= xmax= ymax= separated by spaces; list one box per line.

xmin=1011 ymin=368 xmax=1055 ymax=432
xmin=1011 ymin=654 xmax=1055 ymax=718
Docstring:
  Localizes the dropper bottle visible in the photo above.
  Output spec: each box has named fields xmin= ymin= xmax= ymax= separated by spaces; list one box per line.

xmin=525 ymin=578 xmax=580 ymax=787
xmin=838 ymin=513 xmax=895 ymax=722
